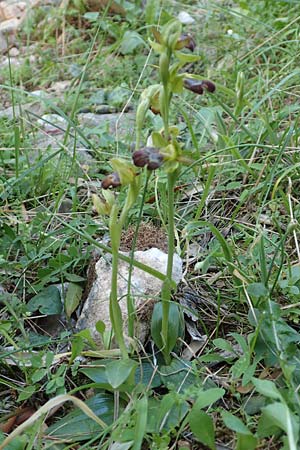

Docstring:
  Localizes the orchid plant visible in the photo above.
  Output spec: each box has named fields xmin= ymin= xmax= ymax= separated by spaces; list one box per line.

xmin=94 ymin=18 xmax=216 ymax=363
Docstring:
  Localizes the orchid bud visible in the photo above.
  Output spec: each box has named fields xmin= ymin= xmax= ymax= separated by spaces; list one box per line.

xmin=159 ymin=52 xmax=170 ymax=85
xmin=111 ymin=158 xmax=137 ymax=185
xmin=183 ymin=79 xmax=203 ymax=95
xmin=183 ymin=78 xmax=216 ymax=95
xmin=92 ymin=190 xmax=115 ymax=215
xmin=201 ymin=80 xmax=216 ymax=93
xmin=101 ymin=172 xmax=121 ymax=189
xmin=132 ymin=147 xmax=164 ymax=170
xmin=175 ymin=34 xmax=196 ymax=52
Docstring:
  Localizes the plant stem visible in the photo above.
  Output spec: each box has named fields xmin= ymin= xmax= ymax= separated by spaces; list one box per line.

xmin=126 ymin=171 xmax=151 ymax=338
xmin=109 ymin=206 xmax=128 ymax=359
xmin=161 ymin=171 xmax=176 ymax=362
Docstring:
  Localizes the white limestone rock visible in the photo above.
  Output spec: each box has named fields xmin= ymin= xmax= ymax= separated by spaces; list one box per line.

xmin=76 ymin=248 xmax=183 ymax=347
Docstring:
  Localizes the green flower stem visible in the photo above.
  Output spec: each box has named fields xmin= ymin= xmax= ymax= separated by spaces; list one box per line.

xmin=126 ymin=171 xmax=151 ymax=339
xmin=109 ymin=205 xmax=128 ymax=359
xmin=161 ymin=171 xmax=177 ymax=363
xmin=159 ymin=47 xmax=177 ymax=363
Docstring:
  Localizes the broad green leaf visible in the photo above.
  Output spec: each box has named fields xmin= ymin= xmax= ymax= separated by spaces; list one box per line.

xmin=260 ymin=402 xmax=299 ymax=441
xmin=31 ymin=368 xmax=48 ymax=383
xmin=252 ymin=378 xmax=283 ymax=401
xmin=174 ymin=51 xmax=201 ymax=63
xmin=236 ymin=433 xmax=258 ymax=450
xmin=246 ymin=282 xmax=268 ymax=299
xmin=221 ymin=411 xmax=252 ymax=435
xmin=230 ymin=332 xmax=248 ymax=353
xmin=160 ymin=359 xmax=199 ymax=392
xmin=194 ymin=388 xmax=225 ymax=409
xmin=110 ymin=443 xmax=133 ymax=450
xmin=120 ymin=31 xmax=145 ymax=55
xmin=106 ymin=359 xmax=138 ymax=389
xmin=46 ymin=393 xmax=119 ymax=441
xmin=145 ymin=0 xmax=160 ymax=26
xmin=83 ymin=12 xmax=99 ymax=21
xmin=64 ymin=283 xmax=82 ymax=318
xmin=132 ymin=396 xmax=148 ymax=450
xmin=151 ymin=302 xmax=182 ymax=354
xmin=0 ymin=432 xmax=26 ymax=450
xmin=189 ymin=410 xmax=216 ymax=450
xmin=151 ymin=131 xmax=168 ymax=147
xmin=64 ymin=273 xmax=85 ymax=282
xmin=95 ymin=320 xmax=106 ymax=334
xmin=81 ymin=362 xmax=161 ymax=389
xmin=257 ymin=409 xmax=281 ymax=438
xmin=147 ymin=395 xmax=189 ymax=433
xmin=17 ymin=385 xmax=36 ymax=402
xmin=27 ymin=286 xmax=62 ymax=315
xmin=213 ymin=338 xmax=234 ymax=353
xmin=231 ymin=354 xmax=250 ymax=379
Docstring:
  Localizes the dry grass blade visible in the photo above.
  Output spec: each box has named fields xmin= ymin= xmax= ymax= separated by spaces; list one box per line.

xmin=0 ymin=394 xmax=107 ymax=449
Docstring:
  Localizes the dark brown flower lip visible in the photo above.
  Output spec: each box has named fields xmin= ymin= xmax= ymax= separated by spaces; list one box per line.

xmin=101 ymin=172 xmax=121 ymax=189
xmin=183 ymin=79 xmax=204 ymax=94
xmin=201 ymin=79 xmax=216 ymax=93
xmin=175 ymin=34 xmax=196 ymax=52
xmin=183 ymin=78 xmax=216 ymax=95
xmin=132 ymin=147 xmax=164 ymax=170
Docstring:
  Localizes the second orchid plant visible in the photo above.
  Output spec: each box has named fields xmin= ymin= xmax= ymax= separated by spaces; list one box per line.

xmin=95 ymin=19 xmax=215 ymax=363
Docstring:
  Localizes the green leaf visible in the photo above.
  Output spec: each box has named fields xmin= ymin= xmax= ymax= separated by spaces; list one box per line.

xmin=260 ymin=402 xmax=299 ymax=440
xmin=257 ymin=409 xmax=281 ymax=438
xmin=132 ymin=396 xmax=148 ymax=450
xmin=236 ymin=433 xmax=258 ymax=450
xmin=0 ymin=432 xmax=26 ymax=450
xmin=246 ymin=282 xmax=269 ymax=298
xmin=251 ymin=378 xmax=283 ymax=401
xmin=120 ymin=31 xmax=145 ymax=55
xmin=213 ymin=338 xmax=234 ymax=353
xmin=17 ymin=385 xmax=36 ymax=402
xmin=95 ymin=320 xmax=106 ymax=334
xmin=221 ymin=411 xmax=252 ymax=435
xmin=64 ymin=283 xmax=83 ymax=318
xmin=31 ymin=368 xmax=48 ymax=383
xmin=174 ymin=51 xmax=201 ymax=63
xmin=106 ymin=359 xmax=138 ymax=389
xmin=46 ymin=393 xmax=120 ymax=442
xmin=160 ymin=359 xmax=199 ymax=392
xmin=193 ymin=388 xmax=225 ymax=409
xmin=231 ymin=354 xmax=250 ymax=379
xmin=27 ymin=286 xmax=62 ymax=315
xmin=147 ymin=394 xmax=189 ymax=433
xmin=81 ymin=361 xmax=161 ymax=389
xmin=151 ymin=302 xmax=182 ymax=354
xmin=151 ymin=131 xmax=168 ymax=147
xmin=189 ymin=410 xmax=216 ymax=450
xmin=64 ymin=273 xmax=85 ymax=282
xmin=145 ymin=0 xmax=160 ymax=26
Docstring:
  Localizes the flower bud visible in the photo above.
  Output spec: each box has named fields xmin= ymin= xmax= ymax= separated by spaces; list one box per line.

xmin=132 ymin=147 xmax=164 ymax=170
xmin=101 ymin=172 xmax=121 ymax=189
xmin=159 ymin=52 xmax=170 ymax=85
xmin=183 ymin=78 xmax=216 ymax=95
xmin=175 ymin=34 xmax=196 ymax=52
xmin=183 ymin=79 xmax=203 ymax=95
xmin=201 ymin=80 xmax=216 ymax=93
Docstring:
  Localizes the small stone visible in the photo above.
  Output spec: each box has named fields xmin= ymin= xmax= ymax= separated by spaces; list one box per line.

xmin=0 ymin=18 xmax=21 ymax=33
xmin=50 ymin=80 xmax=72 ymax=93
xmin=0 ymin=31 xmax=7 ymax=52
xmin=8 ymin=46 xmax=19 ymax=56
xmin=76 ymin=248 xmax=183 ymax=347
xmin=37 ymin=114 xmax=68 ymax=134
xmin=177 ymin=11 xmax=195 ymax=25
xmin=78 ymin=112 xmax=135 ymax=139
